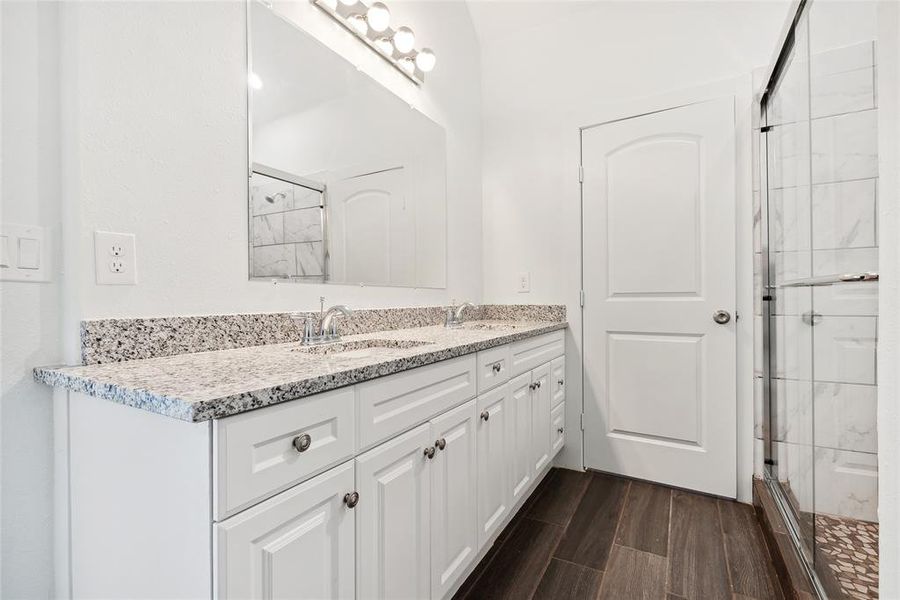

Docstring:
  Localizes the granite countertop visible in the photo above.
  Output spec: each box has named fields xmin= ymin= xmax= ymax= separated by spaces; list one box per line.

xmin=34 ymin=320 xmax=567 ymax=422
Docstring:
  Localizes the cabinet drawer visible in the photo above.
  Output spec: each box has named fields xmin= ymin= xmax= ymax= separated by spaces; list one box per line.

xmin=214 ymin=387 xmax=355 ymax=519
xmin=357 ymin=355 xmax=477 ymax=450
xmin=509 ymin=330 xmax=565 ymax=377
xmin=476 ymin=344 xmax=511 ymax=393
xmin=551 ymin=356 xmax=566 ymax=409
xmin=551 ymin=402 xmax=565 ymax=458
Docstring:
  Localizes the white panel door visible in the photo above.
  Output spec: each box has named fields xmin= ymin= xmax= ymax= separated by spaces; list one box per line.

xmin=430 ymin=400 xmax=477 ymax=599
xmin=215 ymin=460 xmax=355 ymax=600
xmin=508 ymin=373 xmax=533 ymax=503
xmin=356 ymin=423 xmax=431 ymax=600
xmin=476 ymin=384 xmax=510 ymax=548
xmin=582 ymin=97 xmax=737 ymax=497
xmin=531 ymin=363 xmax=552 ymax=474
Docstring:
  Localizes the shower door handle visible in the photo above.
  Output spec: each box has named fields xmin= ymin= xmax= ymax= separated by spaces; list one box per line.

xmin=713 ymin=310 xmax=731 ymax=325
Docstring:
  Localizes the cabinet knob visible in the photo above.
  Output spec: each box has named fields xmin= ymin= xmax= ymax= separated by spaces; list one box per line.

xmin=558 ymin=379 xmax=564 ymax=387
xmin=424 ymin=446 xmax=436 ymax=459
xmin=492 ymin=363 xmax=502 ymax=373
xmin=557 ymin=427 xmax=564 ymax=434
xmin=480 ymin=410 xmax=490 ymax=422
xmin=535 ymin=381 xmax=542 ymax=389
xmin=435 ymin=438 xmax=446 ymax=450
xmin=343 ymin=491 xmax=360 ymax=508
xmin=292 ymin=433 xmax=312 ymax=453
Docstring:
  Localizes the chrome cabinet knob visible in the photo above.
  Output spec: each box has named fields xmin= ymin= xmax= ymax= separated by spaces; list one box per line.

xmin=343 ymin=491 xmax=359 ymax=508
xmin=435 ymin=438 xmax=446 ymax=450
xmin=713 ymin=310 xmax=732 ymax=325
xmin=292 ymin=433 xmax=312 ymax=452
xmin=558 ymin=379 xmax=564 ymax=387
xmin=480 ymin=410 xmax=490 ymax=422
xmin=557 ymin=427 xmax=564 ymax=434
xmin=492 ymin=363 xmax=502 ymax=373
xmin=424 ymin=446 xmax=436 ymax=459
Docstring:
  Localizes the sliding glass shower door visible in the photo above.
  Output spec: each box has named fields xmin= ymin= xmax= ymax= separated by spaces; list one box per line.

xmin=762 ymin=1 xmax=879 ymax=598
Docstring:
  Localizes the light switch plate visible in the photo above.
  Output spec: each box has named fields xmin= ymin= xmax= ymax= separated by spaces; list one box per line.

xmin=94 ymin=231 xmax=137 ymax=285
xmin=517 ymin=271 xmax=531 ymax=293
xmin=0 ymin=223 xmax=50 ymax=282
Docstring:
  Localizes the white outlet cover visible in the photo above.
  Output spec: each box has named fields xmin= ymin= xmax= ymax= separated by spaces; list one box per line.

xmin=517 ymin=271 xmax=531 ymax=293
xmin=94 ymin=231 xmax=137 ymax=285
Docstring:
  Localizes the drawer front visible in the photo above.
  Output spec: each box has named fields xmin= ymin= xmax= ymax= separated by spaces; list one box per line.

xmin=357 ymin=355 xmax=477 ymax=450
xmin=551 ymin=401 xmax=566 ymax=458
xmin=214 ymin=387 xmax=355 ymax=519
xmin=476 ymin=344 xmax=511 ymax=393
xmin=509 ymin=330 xmax=565 ymax=378
xmin=551 ymin=356 xmax=566 ymax=409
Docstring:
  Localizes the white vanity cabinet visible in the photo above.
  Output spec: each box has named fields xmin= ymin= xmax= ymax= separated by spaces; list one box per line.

xmin=60 ymin=329 xmax=565 ymax=600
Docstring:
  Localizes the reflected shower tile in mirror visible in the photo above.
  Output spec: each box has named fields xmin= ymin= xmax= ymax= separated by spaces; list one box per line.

xmin=284 ymin=208 xmax=322 ymax=243
xmin=811 ymin=179 xmax=877 ymax=250
xmin=251 ymin=180 xmax=294 ymax=216
xmin=809 ymin=41 xmax=875 ymax=119
xmin=772 ymin=314 xmax=814 ymax=380
xmin=296 ymin=242 xmax=324 ymax=277
xmin=252 ymin=245 xmax=296 ymax=278
xmin=767 ymin=121 xmax=811 ymax=190
xmin=814 ymin=382 xmax=878 ymax=454
xmin=252 ymin=213 xmax=285 ymax=247
xmin=773 ymin=378 xmax=813 ymax=447
xmin=293 ymin=186 xmax=322 ymax=210
xmin=811 ymin=109 xmax=878 ymax=184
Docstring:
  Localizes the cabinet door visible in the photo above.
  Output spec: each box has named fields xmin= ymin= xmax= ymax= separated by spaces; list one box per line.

xmin=551 ymin=401 xmax=566 ymax=458
xmin=532 ymin=363 xmax=552 ymax=474
xmin=430 ymin=400 xmax=477 ymax=599
xmin=476 ymin=385 xmax=511 ymax=548
xmin=550 ymin=356 xmax=566 ymax=409
xmin=356 ymin=423 xmax=432 ymax=600
xmin=215 ymin=461 xmax=355 ymax=600
xmin=508 ymin=372 xmax=533 ymax=503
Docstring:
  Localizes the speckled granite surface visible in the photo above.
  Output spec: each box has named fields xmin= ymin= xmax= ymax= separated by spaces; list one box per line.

xmin=81 ymin=304 xmax=565 ymax=364
xmin=37 ymin=320 xmax=567 ymax=422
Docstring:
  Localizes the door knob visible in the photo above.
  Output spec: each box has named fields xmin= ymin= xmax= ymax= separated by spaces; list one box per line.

xmin=292 ymin=433 xmax=312 ymax=452
xmin=713 ymin=310 xmax=731 ymax=325
xmin=343 ymin=491 xmax=360 ymax=508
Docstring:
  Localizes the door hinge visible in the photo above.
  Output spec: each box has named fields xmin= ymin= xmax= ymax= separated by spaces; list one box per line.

xmin=578 ymin=165 xmax=584 ymax=183
xmin=579 ymin=290 xmax=585 ymax=306
xmin=760 ymin=125 xmax=773 ymax=133
xmin=580 ymin=414 xmax=585 ymax=431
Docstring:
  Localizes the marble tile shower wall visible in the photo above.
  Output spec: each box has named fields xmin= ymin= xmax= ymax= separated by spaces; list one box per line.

xmin=249 ymin=177 xmax=326 ymax=279
xmin=752 ymin=41 xmax=879 ymax=522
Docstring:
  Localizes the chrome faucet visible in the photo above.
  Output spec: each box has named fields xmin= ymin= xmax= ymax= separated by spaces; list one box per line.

xmin=445 ymin=301 xmax=476 ymax=328
xmin=300 ymin=304 xmax=353 ymax=345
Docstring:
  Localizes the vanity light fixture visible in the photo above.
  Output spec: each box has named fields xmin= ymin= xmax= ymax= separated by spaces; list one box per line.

xmin=312 ymin=0 xmax=435 ymax=84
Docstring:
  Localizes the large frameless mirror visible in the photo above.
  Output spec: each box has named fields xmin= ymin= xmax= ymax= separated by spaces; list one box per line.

xmin=248 ymin=1 xmax=447 ymax=288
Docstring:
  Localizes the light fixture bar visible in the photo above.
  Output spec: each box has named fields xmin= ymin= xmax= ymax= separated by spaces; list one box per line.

xmin=312 ymin=0 xmax=433 ymax=85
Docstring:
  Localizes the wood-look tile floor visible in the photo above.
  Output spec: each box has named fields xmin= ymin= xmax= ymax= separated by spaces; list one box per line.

xmin=454 ymin=468 xmax=785 ymax=600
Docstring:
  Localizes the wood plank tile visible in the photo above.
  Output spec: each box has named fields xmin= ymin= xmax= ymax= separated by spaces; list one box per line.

xmin=597 ymin=545 xmax=667 ymax=600
xmin=718 ymin=500 xmax=784 ymax=600
xmin=616 ymin=481 xmax=672 ymax=556
xmin=533 ymin=558 xmax=603 ymax=600
xmin=526 ymin=468 xmax=592 ymax=526
xmin=497 ymin=468 xmax=552 ymax=545
xmin=554 ymin=472 xmax=629 ymax=570
xmin=452 ymin=537 xmax=502 ymax=600
xmin=464 ymin=517 xmax=563 ymax=599
xmin=667 ymin=490 xmax=732 ymax=600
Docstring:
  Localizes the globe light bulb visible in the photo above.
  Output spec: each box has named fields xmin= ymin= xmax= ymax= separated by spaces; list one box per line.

xmin=348 ymin=14 xmax=368 ymax=35
xmin=366 ymin=2 xmax=390 ymax=33
xmin=415 ymin=48 xmax=435 ymax=72
xmin=374 ymin=37 xmax=394 ymax=55
xmin=392 ymin=26 xmax=415 ymax=53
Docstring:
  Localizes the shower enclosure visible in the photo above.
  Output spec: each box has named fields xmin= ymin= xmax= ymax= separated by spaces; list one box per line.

xmin=758 ymin=1 xmax=880 ymax=598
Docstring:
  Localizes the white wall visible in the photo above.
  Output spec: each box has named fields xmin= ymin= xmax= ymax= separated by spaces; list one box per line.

xmin=0 ymin=1 xmax=61 ymax=597
xmin=58 ymin=0 xmax=482 ymax=347
xmin=477 ymin=0 xmax=791 ymax=497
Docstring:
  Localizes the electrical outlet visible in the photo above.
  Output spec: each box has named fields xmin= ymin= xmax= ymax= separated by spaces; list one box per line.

xmin=95 ymin=231 xmax=137 ymax=285
xmin=517 ymin=271 xmax=531 ymax=293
